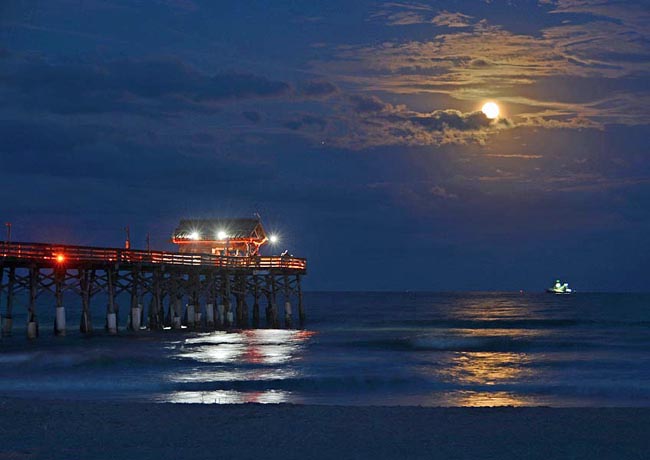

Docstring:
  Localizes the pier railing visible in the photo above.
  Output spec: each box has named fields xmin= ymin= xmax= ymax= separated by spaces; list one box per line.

xmin=0 ymin=241 xmax=306 ymax=272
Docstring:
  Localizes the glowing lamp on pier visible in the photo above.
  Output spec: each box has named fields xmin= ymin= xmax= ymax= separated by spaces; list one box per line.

xmin=55 ymin=254 xmax=65 ymax=264
xmin=269 ymin=234 xmax=279 ymax=244
xmin=217 ymin=230 xmax=228 ymax=241
xmin=189 ymin=231 xmax=200 ymax=241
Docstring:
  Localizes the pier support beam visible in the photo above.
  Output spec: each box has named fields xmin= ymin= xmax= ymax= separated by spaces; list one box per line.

xmin=185 ymin=303 xmax=195 ymax=328
xmin=27 ymin=266 xmax=39 ymax=339
xmin=79 ymin=269 xmax=93 ymax=335
xmin=194 ymin=277 xmax=202 ymax=328
xmin=283 ymin=274 xmax=292 ymax=328
xmin=172 ymin=295 xmax=182 ymax=329
xmin=128 ymin=269 xmax=141 ymax=332
xmin=223 ymin=274 xmax=232 ymax=327
xmin=252 ymin=276 xmax=260 ymax=328
xmin=106 ymin=268 xmax=118 ymax=334
xmin=205 ymin=301 xmax=214 ymax=328
xmin=164 ymin=293 xmax=172 ymax=328
xmin=241 ymin=295 xmax=249 ymax=329
xmin=2 ymin=267 xmax=15 ymax=337
xmin=297 ymin=275 xmax=305 ymax=328
xmin=54 ymin=267 xmax=66 ymax=336
xmin=265 ymin=275 xmax=278 ymax=328
xmin=217 ymin=303 xmax=225 ymax=328
xmin=148 ymin=270 xmax=164 ymax=330
xmin=205 ymin=273 xmax=216 ymax=330
xmin=236 ymin=275 xmax=248 ymax=328
xmin=186 ymin=272 xmax=200 ymax=329
xmin=167 ymin=279 xmax=182 ymax=329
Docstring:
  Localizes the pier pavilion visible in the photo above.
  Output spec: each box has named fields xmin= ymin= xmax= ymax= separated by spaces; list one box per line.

xmin=172 ymin=218 xmax=268 ymax=256
xmin=0 ymin=218 xmax=306 ymax=339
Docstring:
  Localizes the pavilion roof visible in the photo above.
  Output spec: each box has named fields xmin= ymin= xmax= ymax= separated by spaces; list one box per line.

xmin=173 ymin=218 xmax=266 ymax=241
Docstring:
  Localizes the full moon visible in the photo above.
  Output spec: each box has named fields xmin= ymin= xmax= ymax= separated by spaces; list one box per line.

xmin=482 ymin=102 xmax=500 ymax=119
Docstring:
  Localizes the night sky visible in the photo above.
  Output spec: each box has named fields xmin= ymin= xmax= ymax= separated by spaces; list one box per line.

xmin=1 ymin=1 xmax=649 ymax=291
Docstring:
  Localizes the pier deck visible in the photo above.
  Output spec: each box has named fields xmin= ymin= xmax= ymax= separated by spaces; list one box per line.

xmin=0 ymin=241 xmax=306 ymax=338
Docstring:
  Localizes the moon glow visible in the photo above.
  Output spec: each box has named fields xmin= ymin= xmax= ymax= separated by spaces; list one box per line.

xmin=482 ymin=102 xmax=500 ymax=119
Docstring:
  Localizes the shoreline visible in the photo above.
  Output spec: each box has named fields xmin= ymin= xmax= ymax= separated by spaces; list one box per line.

xmin=1 ymin=399 xmax=648 ymax=459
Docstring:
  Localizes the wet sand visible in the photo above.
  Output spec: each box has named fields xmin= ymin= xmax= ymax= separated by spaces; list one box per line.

xmin=0 ymin=399 xmax=648 ymax=460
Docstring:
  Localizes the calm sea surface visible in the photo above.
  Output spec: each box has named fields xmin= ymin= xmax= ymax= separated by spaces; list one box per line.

xmin=1 ymin=292 xmax=649 ymax=407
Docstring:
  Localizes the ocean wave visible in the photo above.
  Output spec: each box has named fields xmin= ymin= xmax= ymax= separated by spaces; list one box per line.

xmin=166 ymin=375 xmax=650 ymax=401
xmin=408 ymin=335 xmax=531 ymax=352
xmin=2 ymin=370 xmax=649 ymax=403
xmin=340 ymin=334 xmax=608 ymax=352
xmin=388 ymin=318 xmax=650 ymax=330
xmin=0 ymin=352 xmax=36 ymax=364
xmin=0 ymin=348 xmax=175 ymax=370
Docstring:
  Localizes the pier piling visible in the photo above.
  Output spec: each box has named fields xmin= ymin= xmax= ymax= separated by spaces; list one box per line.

xmin=54 ymin=267 xmax=66 ymax=336
xmin=128 ymin=269 xmax=141 ymax=332
xmin=27 ymin=266 xmax=39 ymax=339
xmin=283 ymin=274 xmax=292 ymax=328
xmin=223 ymin=275 xmax=232 ymax=327
xmin=297 ymin=275 xmax=305 ymax=328
xmin=106 ymin=267 xmax=118 ymax=334
xmin=252 ymin=276 xmax=261 ymax=328
xmin=205 ymin=272 xmax=216 ymax=329
xmin=1 ymin=267 xmax=12 ymax=337
xmin=79 ymin=269 xmax=93 ymax=335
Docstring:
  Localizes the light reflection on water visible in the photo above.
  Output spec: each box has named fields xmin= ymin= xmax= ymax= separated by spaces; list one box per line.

xmin=424 ymin=352 xmax=534 ymax=386
xmin=168 ymin=368 xmax=300 ymax=383
xmin=446 ymin=296 xmax=542 ymax=321
xmin=175 ymin=329 xmax=314 ymax=365
xmin=163 ymin=329 xmax=313 ymax=403
xmin=157 ymin=389 xmax=293 ymax=404
xmin=437 ymin=391 xmax=538 ymax=407
xmin=173 ymin=330 xmax=314 ymax=369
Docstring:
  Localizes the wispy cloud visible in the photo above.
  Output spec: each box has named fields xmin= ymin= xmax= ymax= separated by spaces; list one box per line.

xmin=431 ymin=11 xmax=474 ymax=28
xmin=371 ymin=3 xmax=473 ymax=28
xmin=483 ymin=153 xmax=544 ymax=159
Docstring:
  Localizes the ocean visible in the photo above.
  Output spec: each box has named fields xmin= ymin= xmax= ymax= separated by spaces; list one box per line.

xmin=0 ymin=292 xmax=648 ymax=407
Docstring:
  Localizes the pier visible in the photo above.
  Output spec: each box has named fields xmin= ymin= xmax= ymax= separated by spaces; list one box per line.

xmin=0 ymin=239 xmax=306 ymax=338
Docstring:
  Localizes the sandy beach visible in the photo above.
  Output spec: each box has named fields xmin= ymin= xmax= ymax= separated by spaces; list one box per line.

xmin=0 ymin=399 xmax=647 ymax=460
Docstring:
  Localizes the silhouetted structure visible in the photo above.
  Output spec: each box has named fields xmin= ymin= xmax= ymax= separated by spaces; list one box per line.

xmin=0 ymin=226 xmax=306 ymax=339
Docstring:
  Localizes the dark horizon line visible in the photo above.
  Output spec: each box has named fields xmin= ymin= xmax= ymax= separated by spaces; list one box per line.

xmin=302 ymin=290 xmax=650 ymax=294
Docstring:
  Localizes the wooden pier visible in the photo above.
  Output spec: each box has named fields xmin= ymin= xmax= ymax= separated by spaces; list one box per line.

xmin=0 ymin=241 xmax=306 ymax=338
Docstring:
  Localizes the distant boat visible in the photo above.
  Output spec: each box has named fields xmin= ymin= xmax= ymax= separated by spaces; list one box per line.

xmin=547 ymin=279 xmax=573 ymax=294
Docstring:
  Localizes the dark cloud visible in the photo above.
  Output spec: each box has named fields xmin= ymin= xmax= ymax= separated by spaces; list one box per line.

xmin=1 ymin=57 xmax=290 ymax=115
xmin=300 ymin=80 xmax=338 ymax=98
xmin=468 ymin=58 xmax=492 ymax=68
xmin=0 ymin=119 xmax=270 ymax=187
xmin=283 ymin=114 xmax=328 ymax=131
xmin=406 ymin=110 xmax=495 ymax=132
xmin=339 ymin=95 xmax=512 ymax=148
xmin=348 ymin=94 xmax=389 ymax=113
xmin=430 ymin=185 xmax=458 ymax=200
xmin=242 ymin=111 xmax=262 ymax=123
